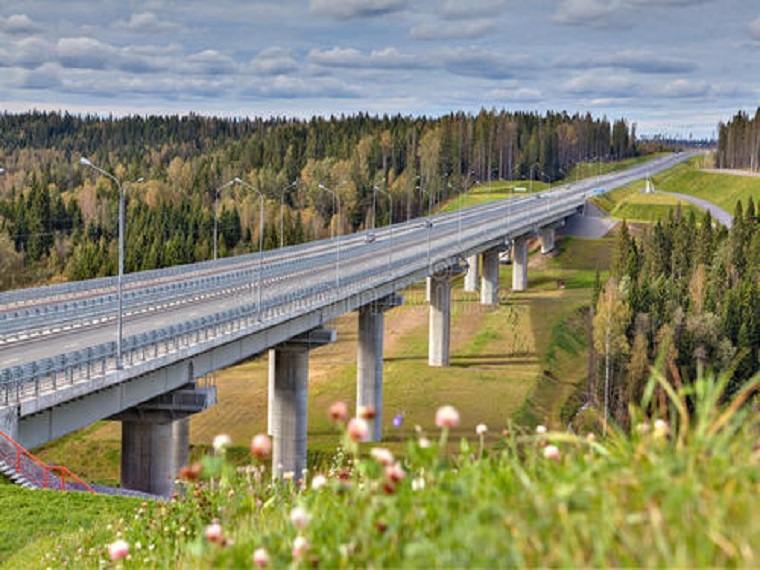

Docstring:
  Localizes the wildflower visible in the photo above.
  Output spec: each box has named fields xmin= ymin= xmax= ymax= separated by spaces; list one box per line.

xmin=476 ymin=423 xmax=488 ymax=436
xmin=358 ymin=405 xmax=376 ymax=420
xmin=290 ymin=506 xmax=309 ymax=531
xmin=586 ymin=432 xmax=596 ymax=443
xmin=213 ymin=433 xmax=232 ymax=453
xmin=653 ymin=419 xmax=670 ymax=439
xmin=636 ymin=422 xmax=651 ymax=435
xmin=435 ymin=405 xmax=460 ymax=428
xmin=292 ymin=536 xmax=309 ymax=561
xmin=253 ymin=548 xmax=270 ymax=568
xmin=311 ymin=474 xmax=328 ymax=490
xmin=535 ymin=425 xmax=547 ymax=435
xmin=418 ymin=437 xmax=431 ymax=449
xmin=412 ymin=477 xmax=425 ymax=491
xmin=329 ymin=401 xmax=349 ymax=423
xmin=543 ymin=445 xmax=562 ymax=461
xmin=205 ymin=522 xmax=223 ymax=543
xmin=347 ymin=417 xmax=369 ymax=442
xmin=250 ymin=434 xmax=272 ymax=459
xmin=108 ymin=539 xmax=129 ymax=561
xmin=392 ymin=412 xmax=404 ymax=427
xmin=370 ymin=447 xmax=395 ymax=467
xmin=386 ymin=461 xmax=405 ymax=483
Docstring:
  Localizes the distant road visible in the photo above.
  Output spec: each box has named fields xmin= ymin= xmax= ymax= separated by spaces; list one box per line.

xmin=700 ymin=168 xmax=760 ymax=178
xmin=663 ymin=192 xmax=733 ymax=229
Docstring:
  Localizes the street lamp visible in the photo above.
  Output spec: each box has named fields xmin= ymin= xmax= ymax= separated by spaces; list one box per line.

xmin=233 ymin=177 xmax=265 ymax=320
xmin=318 ymin=183 xmax=342 ymax=291
xmin=213 ymin=180 xmax=236 ymax=261
xmin=280 ymin=180 xmax=298 ymax=249
xmin=373 ymin=185 xmax=393 ymax=271
xmin=79 ymin=157 xmax=143 ymax=369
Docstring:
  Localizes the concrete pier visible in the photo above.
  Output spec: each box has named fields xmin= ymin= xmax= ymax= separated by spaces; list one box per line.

xmin=356 ymin=295 xmax=403 ymax=442
xmin=269 ymin=328 xmax=335 ymax=480
xmin=540 ymin=226 xmax=556 ymax=254
xmin=480 ymin=248 xmax=500 ymax=305
xmin=429 ymin=274 xmax=451 ymax=366
xmin=512 ymin=235 xmax=529 ymax=292
xmin=464 ymin=254 xmax=479 ymax=292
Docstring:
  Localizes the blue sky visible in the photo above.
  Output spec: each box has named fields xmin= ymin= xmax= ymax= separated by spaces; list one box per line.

xmin=1 ymin=0 xmax=758 ymax=138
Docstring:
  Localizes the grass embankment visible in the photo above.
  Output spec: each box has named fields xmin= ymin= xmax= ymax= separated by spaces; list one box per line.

xmin=592 ymin=184 xmax=704 ymax=222
xmin=9 ymin=373 xmax=760 ymax=568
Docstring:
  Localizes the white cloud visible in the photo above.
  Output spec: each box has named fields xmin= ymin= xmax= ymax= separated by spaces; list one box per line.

xmin=440 ymin=0 xmax=509 ymax=19
xmin=442 ymin=47 xmax=537 ymax=80
xmin=409 ymin=19 xmax=498 ymax=40
xmin=184 ymin=50 xmax=238 ymax=76
xmin=2 ymin=14 xmax=42 ymax=35
xmin=660 ymin=78 xmax=711 ymax=98
xmin=749 ymin=16 xmax=760 ymax=40
xmin=113 ymin=12 xmax=181 ymax=33
xmin=15 ymin=63 xmax=63 ymax=90
xmin=556 ymin=50 xmax=696 ymax=74
xmin=309 ymin=0 xmax=407 ymax=19
xmin=57 ymin=37 xmax=116 ymax=70
xmin=563 ymin=70 xmax=638 ymax=97
xmin=308 ymin=46 xmax=428 ymax=69
xmin=249 ymin=47 xmax=299 ymax=76
xmin=552 ymin=0 xmax=624 ymax=27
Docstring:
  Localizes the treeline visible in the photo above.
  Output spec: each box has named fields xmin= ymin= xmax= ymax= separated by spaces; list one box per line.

xmin=592 ymin=201 xmax=760 ymax=425
xmin=716 ymin=108 xmax=760 ymax=171
xmin=0 ymin=110 xmax=637 ymax=290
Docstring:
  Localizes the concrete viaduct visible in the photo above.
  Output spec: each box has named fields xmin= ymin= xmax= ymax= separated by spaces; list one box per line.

xmin=0 ymin=153 xmax=692 ymax=495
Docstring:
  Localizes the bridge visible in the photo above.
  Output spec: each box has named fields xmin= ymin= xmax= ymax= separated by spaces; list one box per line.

xmin=0 ymin=153 xmax=691 ymax=495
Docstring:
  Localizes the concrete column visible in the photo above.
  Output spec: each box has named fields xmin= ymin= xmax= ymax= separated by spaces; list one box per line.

xmin=356 ymin=295 xmax=403 ymax=442
xmin=121 ymin=418 xmax=183 ymax=497
xmin=268 ymin=328 xmax=335 ymax=481
xmin=481 ymin=248 xmax=500 ymax=305
xmin=540 ymin=226 xmax=556 ymax=254
xmin=270 ymin=344 xmax=309 ymax=480
xmin=429 ymin=275 xmax=452 ymax=366
xmin=464 ymin=254 xmax=479 ymax=292
xmin=512 ymin=235 xmax=528 ymax=292
xmin=172 ymin=417 xmax=189 ymax=479
xmin=267 ymin=350 xmax=276 ymax=436
xmin=425 ymin=276 xmax=432 ymax=302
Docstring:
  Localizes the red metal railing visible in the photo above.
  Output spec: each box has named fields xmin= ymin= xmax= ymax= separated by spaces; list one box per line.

xmin=0 ymin=430 xmax=95 ymax=493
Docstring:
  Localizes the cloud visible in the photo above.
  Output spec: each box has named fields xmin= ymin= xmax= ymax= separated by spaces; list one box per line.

xmin=0 ymin=36 xmax=51 ymax=68
xmin=15 ymin=63 xmax=63 ymax=90
xmin=409 ymin=19 xmax=498 ymax=40
xmin=552 ymin=0 xmax=624 ymax=27
xmin=442 ymin=48 xmax=537 ymax=80
xmin=184 ymin=50 xmax=238 ymax=76
xmin=249 ymin=47 xmax=299 ymax=76
xmin=250 ymin=75 xmax=361 ymax=99
xmin=563 ymin=70 xmax=638 ymax=97
xmin=660 ymin=78 xmax=711 ymax=98
xmin=57 ymin=37 xmax=116 ymax=70
xmin=308 ymin=46 xmax=428 ymax=69
xmin=309 ymin=0 xmax=407 ymax=19
xmin=1 ymin=14 xmax=43 ymax=35
xmin=749 ymin=16 xmax=760 ymax=40
xmin=112 ymin=12 xmax=181 ymax=33
xmin=440 ymin=0 xmax=509 ymax=19
xmin=556 ymin=50 xmax=696 ymax=74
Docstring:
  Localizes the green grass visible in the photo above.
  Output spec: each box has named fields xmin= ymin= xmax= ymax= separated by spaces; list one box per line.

xmin=591 ymin=178 xmax=703 ymax=222
xmin=12 ymin=373 xmax=760 ymax=568
xmin=0 ymin=485 xmax=142 ymax=566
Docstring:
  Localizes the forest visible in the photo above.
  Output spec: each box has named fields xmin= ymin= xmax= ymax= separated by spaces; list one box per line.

xmin=0 ymin=110 xmax=637 ymax=290
xmin=716 ymin=108 xmax=760 ymax=171
xmin=593 ymin=202 xmax=760 ymax=423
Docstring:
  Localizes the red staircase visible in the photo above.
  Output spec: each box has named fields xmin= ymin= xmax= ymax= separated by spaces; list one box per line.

xmin=0 ymin=430 xmax=95 ymax=493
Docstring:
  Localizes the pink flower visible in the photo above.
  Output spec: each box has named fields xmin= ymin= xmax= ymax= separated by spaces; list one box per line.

xmin=311 ymin=474 xmax=328 ymax=490
xmin=347 ymin=417 xmax=369 ymax=442
xmin=476 ymin=423 xmax=488 ymax=436
xmin=251 ymin=434 xmax=272 ymax=459
xmin=205 ymin=522 xmax=223 ymax=543
xmin=329 ymin=401 xmax=349 ymax=423
xmin=435 ymin=405 xmax=460 ymax=428
xmin=108 ymin=539 xmax=129 ymax=561
xmin=535 ymin=425 xmax=547 ymax=435
xmin=370 ymin=447 xmax=395 ymax=467
xmin=292 ymin=535 xmax=309 ymax=561
xmin=543 ymin=445 xmax=562 ymax=461
xmin=290 ymin=506 xmax=309 ymax=531
xmin=357 ymin=405 xmax=376 ymax=419
xmin=253 ymin=547 xmax=270 ymax=568
xmin=213 ymin=433 xmax=232 ymax=452
xmin=385 ymin=461 xmax=405 ymax=483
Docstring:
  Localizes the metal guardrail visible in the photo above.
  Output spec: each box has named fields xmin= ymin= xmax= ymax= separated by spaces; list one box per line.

xmin=0 ymin=153 xmax=693 ymax=409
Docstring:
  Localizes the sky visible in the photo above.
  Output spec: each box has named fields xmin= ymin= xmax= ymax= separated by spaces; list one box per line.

xmin=1 ymin=0 xmax=759 ymax=139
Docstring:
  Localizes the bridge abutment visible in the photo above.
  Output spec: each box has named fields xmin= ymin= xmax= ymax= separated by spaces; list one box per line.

xmin=512 ymin=236 xmax=529 ymax=292
xmin=269 ymin=328 xmax=335 ymax=480
xmin=464 ymin=254 xmax=480 ymax=292
xmin=356 ymin=294 xmax=403 ymax=442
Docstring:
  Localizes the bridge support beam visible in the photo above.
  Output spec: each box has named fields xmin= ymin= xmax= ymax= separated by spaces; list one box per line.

xmin=540 ymin=226 xmax=556 ymax=254
xmin=480 ymin=248 xmax=501 ymax=305
xmin=115 ymin=382 xmax=215 ymax=497
xmin=429 ymin=264 xmax=465 ymax=367
xmin=512 ymin=236 xmax=529 ymax=292
xmin=269 ymin=328 xmax=335 ymax=480
xmin=357 ymin=294 xmax=403 ymax=442
xmin=464 ymin=254 xmax=479 ymax=292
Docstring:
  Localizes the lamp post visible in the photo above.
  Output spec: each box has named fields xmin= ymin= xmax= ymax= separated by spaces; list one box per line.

xmin=79 ymin=157 xmax=143 ymax=369
xmin=280 ymin=180 xmax=298 ymax=249
xmin=213 ymin=180 xmax=236 ymax=261
xmin=233 ymin=177 xmax=265 ymax=320
xmin=318 ymin=183 xmax=342 ymax=291
xmin=373 ymin=185 xmax=393 ymax=271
